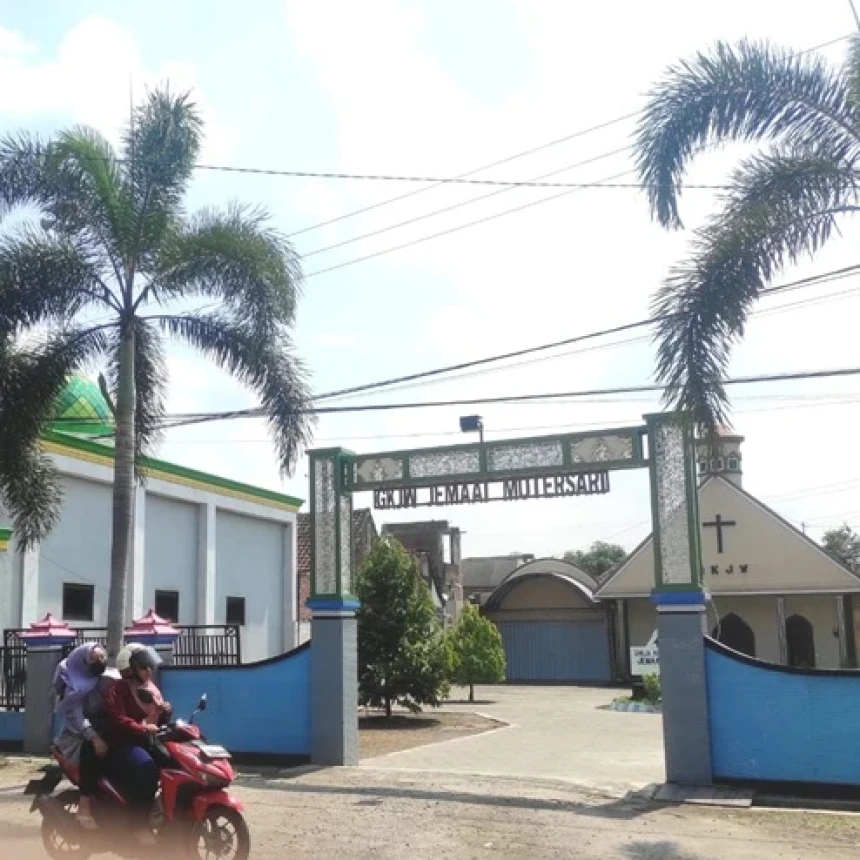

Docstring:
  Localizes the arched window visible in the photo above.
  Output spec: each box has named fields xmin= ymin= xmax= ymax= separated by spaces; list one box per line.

xmin=712 ymin=612 xmax=756 ymax=658
xmin=786 ymin=614 xmax=816 ymax=668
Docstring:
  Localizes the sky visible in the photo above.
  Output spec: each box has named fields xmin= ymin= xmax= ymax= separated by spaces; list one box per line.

xmin=2 ymin=1 xmax=860 ymax=558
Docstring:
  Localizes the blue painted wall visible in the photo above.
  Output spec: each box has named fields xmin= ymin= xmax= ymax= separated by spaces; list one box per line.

xmin=160 ymin=642 xmax=311 ymax=760
xmin=706 ymin=638 xmax=860 ymax=785
xmin=0 ymin=710 xmax=23 ymax=743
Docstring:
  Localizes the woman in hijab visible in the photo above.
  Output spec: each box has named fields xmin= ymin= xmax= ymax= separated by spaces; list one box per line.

xmin=53 ymin=642 xmax=117 ymax=828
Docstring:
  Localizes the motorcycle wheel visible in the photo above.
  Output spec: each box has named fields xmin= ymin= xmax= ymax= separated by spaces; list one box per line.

xmin=40 ymin=790 xmax=93 ymax=860
xmin=187 ymin=806 xmax=250 ymax=860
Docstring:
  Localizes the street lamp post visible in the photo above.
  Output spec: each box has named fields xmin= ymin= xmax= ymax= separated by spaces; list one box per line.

xmin=459 ymin=414 xmax=484 ymax=446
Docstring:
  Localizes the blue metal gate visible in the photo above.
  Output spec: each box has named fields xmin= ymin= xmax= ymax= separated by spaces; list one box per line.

xmin=498 ymin=620 xmax=611 ymax=683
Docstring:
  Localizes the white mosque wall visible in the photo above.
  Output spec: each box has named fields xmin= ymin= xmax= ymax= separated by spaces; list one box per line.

xmin=39 ymin=476 xmax=113 ymax=629
xmin=144 ymin=494 xmax=199 ymax=624
xmin=215 ymin=509 xmax=288 ymax=663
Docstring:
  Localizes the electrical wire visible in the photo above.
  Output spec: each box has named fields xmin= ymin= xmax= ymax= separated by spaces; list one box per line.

xmin=311 ymin=263 xmax=860 ymax=402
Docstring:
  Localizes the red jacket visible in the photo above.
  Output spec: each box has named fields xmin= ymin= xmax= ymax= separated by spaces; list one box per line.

xmin=103 ymin=679 xmax=169 ymax=747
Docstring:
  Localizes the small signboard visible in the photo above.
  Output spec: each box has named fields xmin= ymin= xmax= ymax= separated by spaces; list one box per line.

xmin=630 ymin=630 xmax=659 ymax=676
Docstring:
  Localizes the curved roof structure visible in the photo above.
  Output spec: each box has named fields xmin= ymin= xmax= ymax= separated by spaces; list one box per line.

xmin=484 ymin=557 xmax=600 ymax=610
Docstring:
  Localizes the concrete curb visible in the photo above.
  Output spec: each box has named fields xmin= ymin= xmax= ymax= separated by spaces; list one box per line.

xmin=605 ymin=701 xmax=662 ymax=714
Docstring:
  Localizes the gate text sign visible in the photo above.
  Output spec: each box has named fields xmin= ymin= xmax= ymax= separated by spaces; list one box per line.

xmin=373 ymin=471 xmax=610 ymax=510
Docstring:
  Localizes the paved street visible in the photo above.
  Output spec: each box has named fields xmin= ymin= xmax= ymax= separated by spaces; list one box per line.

xmin=365 ymin=685 xmax=666 ymax=794
xmin=2 ymin=762 xmax=859 ymax=859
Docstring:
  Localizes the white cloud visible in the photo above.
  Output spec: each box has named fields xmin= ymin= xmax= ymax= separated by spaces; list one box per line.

xmin=0 ymin=16 xmax=236 ymax=161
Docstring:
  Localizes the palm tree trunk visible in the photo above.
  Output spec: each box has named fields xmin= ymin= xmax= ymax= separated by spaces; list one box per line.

xmin=469 ymin=682 xmax=474 ymax=703
xmin=105 ymin=323 xmax=136 ymax=658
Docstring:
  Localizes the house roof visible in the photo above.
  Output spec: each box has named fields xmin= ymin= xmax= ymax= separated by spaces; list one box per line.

xmin=484 ymin=558 xmax=598 ymax=610
xmin=596 ymin=476 xmax=860 ymax=599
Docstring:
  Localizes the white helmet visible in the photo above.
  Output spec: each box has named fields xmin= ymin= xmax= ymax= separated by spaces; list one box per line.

xmin=116 ymin=642 xmax=161 ymax=672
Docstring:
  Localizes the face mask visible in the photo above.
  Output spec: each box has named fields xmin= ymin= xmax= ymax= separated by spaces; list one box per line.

xmin=89 ymin=661 xmax=106 ymax=677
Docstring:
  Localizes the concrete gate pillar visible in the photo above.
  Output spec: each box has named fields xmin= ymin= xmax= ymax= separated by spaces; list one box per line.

xmin=18 ymin=614 xmax=77 ymax=756
xmin=645 ymin=414 xmax=712 ymax=786
xmin=307 ymin=448 xmax=359 ymax=766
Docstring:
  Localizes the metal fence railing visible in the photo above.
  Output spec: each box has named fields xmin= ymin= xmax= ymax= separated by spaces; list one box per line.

xmin=0 ymin=645 xmax=26 ymax=711
xmin=2 ymin=623 xmax=241 ymax=709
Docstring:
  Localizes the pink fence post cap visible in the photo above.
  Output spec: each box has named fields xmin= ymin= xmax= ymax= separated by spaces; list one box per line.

xmin=124 ymin=609 xmax=180 ymax=644
xmin=17 ymin=613 xmax=77 ymax=644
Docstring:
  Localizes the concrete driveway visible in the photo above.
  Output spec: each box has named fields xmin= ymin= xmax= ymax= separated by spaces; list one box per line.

xmin=364 ymin=685 xmax=666 ymax=794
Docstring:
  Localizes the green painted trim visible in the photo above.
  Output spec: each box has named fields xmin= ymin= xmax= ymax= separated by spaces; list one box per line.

xmin=49 ymin=421 xmax=115 ymax=436
xmin=309 ymin=454 xmax=319 ymax=597
xmin=0 ymin=528 xmax=13 ymax=542
xmin=42 ymin=429 xmax=304 ymax=509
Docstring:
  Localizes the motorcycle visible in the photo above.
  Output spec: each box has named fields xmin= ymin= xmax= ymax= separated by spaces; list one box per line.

xmin=26 ymin=694 xmax=250 ymax=860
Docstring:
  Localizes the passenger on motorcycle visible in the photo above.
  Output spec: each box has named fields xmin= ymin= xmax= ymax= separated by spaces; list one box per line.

xmin=102 ymin=644 xmax=173 ymax=843
xmin=52 ymin=642 xmax=117 ymax=829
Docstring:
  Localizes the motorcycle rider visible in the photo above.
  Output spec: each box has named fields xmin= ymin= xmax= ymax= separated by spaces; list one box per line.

xmin=52 ymin=642 xmax=116 ymax=829
xmin=102 ymin=644 xmax=172 ymax=844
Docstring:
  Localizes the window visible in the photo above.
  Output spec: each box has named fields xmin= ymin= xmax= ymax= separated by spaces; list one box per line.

xmin=786 ymin=614 xmax=816 ymax=668
xmin=226 ymin=596 xmax=246 ymax=626
xmin=712 ymin=613 xmax=756 ymax=658
xmin=155 ymin=590 xmax=180 ymax=623
xmin=62 ymin=583 xmax=94 ymax=622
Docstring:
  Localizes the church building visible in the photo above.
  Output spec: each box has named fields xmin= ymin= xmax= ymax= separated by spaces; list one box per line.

xmin=479 ymin=430 xmax=860 ymax=682
xmin=597 ymin=431 xmax=860 ymax=671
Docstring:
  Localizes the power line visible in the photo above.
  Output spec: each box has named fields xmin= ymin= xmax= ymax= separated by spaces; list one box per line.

xmin=159 ymin=394 xmax=860 ymax=446
xmin=321 ymin=280 xmax=860 ymax=402
xmin=296 ymin=34 xmax=852 ymax=278
xmin=147 ymin=365 xmax=860 ymax=430
xmin=311 ymin=264 xmax=860 ymax=402
xmin=287 ymin=115 xmax=640 ymax=239
xmin=301 ymin=146 xmax=634 ymax=259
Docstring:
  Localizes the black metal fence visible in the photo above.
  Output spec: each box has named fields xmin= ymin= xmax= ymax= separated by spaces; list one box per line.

xmin=1 ymin=624 xmax=241 ymax=710
xmin=0 ymin=645 xmax=26 ymax=711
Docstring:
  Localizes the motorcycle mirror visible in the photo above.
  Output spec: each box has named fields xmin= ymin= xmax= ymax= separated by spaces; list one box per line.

xmin=198 ymin=694 xmax=208 ymax=712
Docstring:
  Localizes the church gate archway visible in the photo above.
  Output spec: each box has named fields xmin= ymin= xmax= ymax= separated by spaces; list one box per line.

xmin=786 ymin=614 xmax=816 ymax=667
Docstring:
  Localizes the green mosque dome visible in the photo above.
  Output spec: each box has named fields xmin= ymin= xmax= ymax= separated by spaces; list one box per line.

xmin=51 ymin=375 xmax=114 ymax=436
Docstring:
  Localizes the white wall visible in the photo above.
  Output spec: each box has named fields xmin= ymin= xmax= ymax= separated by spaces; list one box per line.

xmin=215 ymin=510 xmax=286 ymax=663
xmin=38 ymin=476 xmax=112 ymax=626
xmin=144 ymin=494 xmax=199 ymax=624
xmin=0 ymin=552 xmax=18 ymax=632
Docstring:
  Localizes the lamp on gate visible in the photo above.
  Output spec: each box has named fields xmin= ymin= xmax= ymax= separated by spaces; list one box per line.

xmin=459 ymin=414 xmax=484 ymax=445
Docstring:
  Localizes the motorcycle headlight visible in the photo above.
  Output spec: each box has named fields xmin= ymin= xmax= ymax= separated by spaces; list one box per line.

xmin=197 ymin=769 xmax=228 ymax=788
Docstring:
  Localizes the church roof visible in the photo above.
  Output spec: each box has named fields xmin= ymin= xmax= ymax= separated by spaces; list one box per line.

xmin=595 ymin=476 xmax=860 ymax=598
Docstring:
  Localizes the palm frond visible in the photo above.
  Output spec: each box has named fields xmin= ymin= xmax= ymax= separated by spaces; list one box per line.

xmin=0 ymin=325 xmax=112 ymax=548
xmin=122 ymin=87 xmax=203 ymax=264
xmin=155 ymin=312 xmax=314 ymax=473
xmin=47 ymin=127 xmax=133 ymax=282
xmin=0 ymin=131 xmax=47 ymax=215
xmin=106 ymin=318 xmax=167 ymax=474
xmin=636 ymin=39 xmax=860 ymax=228
xmin=846 ymin=35 xmax=860 ymax=110
xmin=147 ymin=204 xmax=301 ymax=333
xmin=0 ymin=226 xmax=117 ymax=326
xmin=653 ymin=147 xmax=860 ymax=428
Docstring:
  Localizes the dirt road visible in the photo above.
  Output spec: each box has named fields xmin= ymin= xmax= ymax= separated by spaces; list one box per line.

xmin=3 ymin=758 xmax=860 ymax=859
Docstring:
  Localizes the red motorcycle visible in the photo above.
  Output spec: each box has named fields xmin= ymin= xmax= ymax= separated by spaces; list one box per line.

xmin=26 ymin=694 xmax=250 ymax=860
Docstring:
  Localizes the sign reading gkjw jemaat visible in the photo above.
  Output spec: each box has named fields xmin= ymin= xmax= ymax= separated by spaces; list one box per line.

xmin=630 ymin=631 xmax=659 ymax=676
xmin=373 ymin=470 xmax=610 ymax=510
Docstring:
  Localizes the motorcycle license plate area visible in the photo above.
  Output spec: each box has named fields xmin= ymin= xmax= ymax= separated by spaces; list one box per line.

xmin=196 ymin=743 xmax=231 ymax=760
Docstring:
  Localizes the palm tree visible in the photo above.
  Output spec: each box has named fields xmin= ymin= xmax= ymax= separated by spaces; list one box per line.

xmin=634 ymin=38 xmax=860 ymax=428
xmin=0 ymin=88 xmax=314 ymax=656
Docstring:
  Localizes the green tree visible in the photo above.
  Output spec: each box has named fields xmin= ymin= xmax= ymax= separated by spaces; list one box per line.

xmin=822 ymin=524 xmax=860 ymax=570
xmin=356 ymin=537 xmax=449 ymax=717
xmin=446 ymin=604 xmax=506 ymax=702
xmin=634 ymin=38 xmax=860 ymax=429
xmin=0 ymin=88 xmax=313 ymax=656
xmin=563 ymin=541 xmax=627 ymax=578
